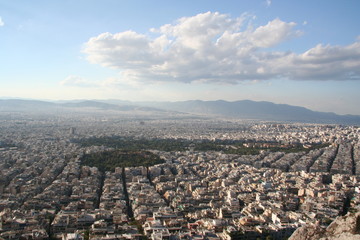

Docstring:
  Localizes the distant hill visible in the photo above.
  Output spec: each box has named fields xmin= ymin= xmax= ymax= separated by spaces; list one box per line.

xmin=0 ymin=99 xmax=359 ymax=125
xmin=0 ymin=99 xmax=57 ymax=112
xmin=0 ymin=99 xmax=164 ymax=113
xmin=61 ymin=100 xmax=136 ymax=111
xmin=61 ymin=100 xmax=167 ymax=112
xmin=135 ymin=100 xmax=360 ymax=125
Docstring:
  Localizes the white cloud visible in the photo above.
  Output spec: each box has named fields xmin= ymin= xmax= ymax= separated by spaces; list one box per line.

xmin=0 ymin=17 xmax=4 ymax=27
xmin=83 ymin=12 xmax=360 ymax=84
xmin=60 ymin=75 xmax=97 ymax=87
xmin=251 ymin=18 xmax=301 ymax=48
xmin=289 ymin=41 xmax=360 ymax=80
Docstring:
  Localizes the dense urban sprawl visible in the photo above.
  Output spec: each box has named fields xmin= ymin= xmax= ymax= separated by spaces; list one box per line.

xmin=0 ymin=112 xmax=360 ymax=240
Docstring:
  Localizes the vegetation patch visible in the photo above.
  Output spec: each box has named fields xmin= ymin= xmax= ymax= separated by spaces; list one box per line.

xmin=80 ymin=149 xmax=164 ymax=171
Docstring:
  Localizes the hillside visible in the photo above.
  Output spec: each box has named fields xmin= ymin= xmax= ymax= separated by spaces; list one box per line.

xmin=1 ymin=99 xmax=360 ymax=125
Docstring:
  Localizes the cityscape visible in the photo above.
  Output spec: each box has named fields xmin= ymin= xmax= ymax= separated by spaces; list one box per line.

xmin=1 ymin=107 xmax=359 ymax=239
xmin=1 ymin=1 xmax=360 ymax=239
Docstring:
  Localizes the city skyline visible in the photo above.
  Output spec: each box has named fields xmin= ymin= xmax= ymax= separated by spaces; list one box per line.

xmin=1 ymin=0 xmax=360 ymax=115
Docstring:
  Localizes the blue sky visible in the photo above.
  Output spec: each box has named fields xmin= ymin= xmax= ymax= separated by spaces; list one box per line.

xmin=1 ymin=0 xmax=360 ymax=115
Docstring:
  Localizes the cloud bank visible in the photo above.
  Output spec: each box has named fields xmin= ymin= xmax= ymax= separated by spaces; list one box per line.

xmin=83 ymin=12 xmax=360 ymax=84
xmin=0 ymin=17 xmax=4 ymax=26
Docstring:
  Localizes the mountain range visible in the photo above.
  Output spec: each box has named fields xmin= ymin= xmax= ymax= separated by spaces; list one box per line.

xmin=0 ymin=99 xmax=359 ymax=125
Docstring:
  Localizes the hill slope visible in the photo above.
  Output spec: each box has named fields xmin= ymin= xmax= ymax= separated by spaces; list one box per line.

xmin=1 ymin=99 xmax=359 ymax=124
xmin=138 ymin=100 xmax=360 ymax=124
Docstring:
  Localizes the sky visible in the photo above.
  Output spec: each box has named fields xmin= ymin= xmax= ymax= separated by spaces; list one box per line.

xmin=0 ymin=0 xmax=360 ymax=115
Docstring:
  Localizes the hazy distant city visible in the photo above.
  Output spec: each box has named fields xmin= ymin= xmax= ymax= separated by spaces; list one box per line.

xmin=1 ymin=101 xmax=359 ymax=240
